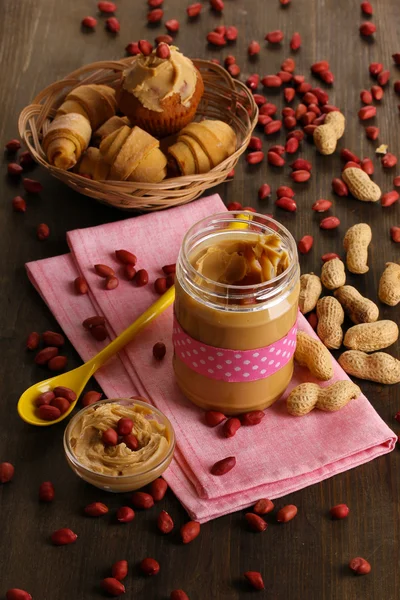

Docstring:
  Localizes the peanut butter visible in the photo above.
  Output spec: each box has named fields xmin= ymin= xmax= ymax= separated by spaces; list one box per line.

xmin=122 ymin=46 xmax=197 ymax=112
xmin=173 ymin=215 xmax=300 ymax=415
xmin=64 ymin=399 xmax=175 ymax=492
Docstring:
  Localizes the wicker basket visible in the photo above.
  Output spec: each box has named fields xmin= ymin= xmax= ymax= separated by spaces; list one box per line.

xmin=18 ymin=58 xmax=258 ymax=211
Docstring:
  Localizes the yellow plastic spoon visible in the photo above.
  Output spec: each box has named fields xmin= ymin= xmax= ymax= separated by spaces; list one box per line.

xmin=17 ymin=286 xmax=175 ymax=426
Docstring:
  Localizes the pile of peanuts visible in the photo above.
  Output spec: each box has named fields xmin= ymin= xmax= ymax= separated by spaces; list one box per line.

xmin=287 ymin=222 xmax=400 ymax=417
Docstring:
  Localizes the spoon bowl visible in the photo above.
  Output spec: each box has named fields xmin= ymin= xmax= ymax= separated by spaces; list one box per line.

xmin=18 ymin=286 xmax=175 ymax=426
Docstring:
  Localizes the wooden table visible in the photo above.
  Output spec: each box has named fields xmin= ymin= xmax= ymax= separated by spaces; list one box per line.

xmin=1 ymin=0 xmax=399 ymax=598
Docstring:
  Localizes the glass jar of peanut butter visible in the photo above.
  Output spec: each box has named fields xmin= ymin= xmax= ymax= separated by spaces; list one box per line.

xmin=173 ymin=212 xmax=300 ymax=415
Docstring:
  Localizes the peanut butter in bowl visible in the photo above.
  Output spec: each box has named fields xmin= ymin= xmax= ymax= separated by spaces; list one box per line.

xmin=63 ymin=398 xmax=175 ymax=492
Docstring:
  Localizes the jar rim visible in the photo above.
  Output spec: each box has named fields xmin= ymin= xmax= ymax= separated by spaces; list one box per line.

xmin=177 ymin=212 xmax=299 ymax=308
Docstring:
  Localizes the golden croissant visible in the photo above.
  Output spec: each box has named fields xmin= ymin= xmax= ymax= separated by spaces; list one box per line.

xmin=77 ymin=147 xmax=110 ymax=180
xmin=43 ymin=113 xmax=91 ymax=170
xmin=93 ymin=115 xmax=131 ymax=146
xmin=167 ymin=119 xmax=236 ymax=176
xmin=57 ymin=84 xmax=117 ymax=130
xmin=99 ymin=125 xmax=167 ymax=183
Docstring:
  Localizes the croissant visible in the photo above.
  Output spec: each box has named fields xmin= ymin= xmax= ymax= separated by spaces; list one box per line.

xmin=57 ymin=84 xmax=117 ymax=130
xmin=77 ymin=147 xmax=110 ymax=180
xmin=43 ymin=113 xmax=91 ymax=170
xmin=167 ymin=119 xmax=236 ymax=176
xmin=92 ymin=116 xmax=131 ymax=146
xmin=100 ymin=125 xmax=167 ymax=183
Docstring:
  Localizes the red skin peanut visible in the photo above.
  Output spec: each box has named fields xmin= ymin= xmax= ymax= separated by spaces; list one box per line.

xmin=290 ymin=32 xmax=301 ymax=50
xmin=369 ymin=62 xmax=383 ymax=76
xmin=381 ymin=191 xmax=399 ymax=207
xmin=210 ymin=456 xmax=236 ymax=476
xmin=276 ymin=504 xmax=298 ymax=522
xmin=291 ymin=170 xmax=311 ymax=183
xmin=298 ymin=235 xmax=314 ymax=254
xmin=312 ymin=199 xmax=332 ymax=212
xmin=258 ymin=183 xmax=271 ymax=199
xmin=277 ymin=185 xmax=295 ymax=198
xmin=291 ymin=158 xmax=312 ymax=171
xmin=285 ymin=137 xmax=299 ymax=153
xmin=149 ymin=478 xmax=168 ymax=502
xmin=253 ymin=498 xmax=274 ymax=514
xmin=360 ymin=89 xmax=373 ymax=104
xmin=349 ymin=557 xmax=371 ymax=575
xmin=275 ymin=197 xmax=297 ymax=212
xmin=165 ymin=19 xmax=179 ymax=33
xmin=322 ymin=253 xmax=340 ymax=263
xmin=265 ymin=30 xmax=284 ymax=44
xmin=330 ymin=503 xmax=350 ymax=519
xmin=332 ymin=178 xmax=349 ymax=196
xmin=284 ymin=88 xmax=296 ymax=103
xmin=382 ymin=153 xmax=398 ymax=168
xmin=390 ymin=227 xmax=400 ymax=243
xmin=264 ymin=120 xmax=282 ymax=135
xmin=180 ymin=521 xmax=200 ymax=543
xmin=223 ymin=417 xmax=241 ymax=437
xmin=246 ymin=151 xmax=264 ymax=165
xmin=240 ymin=411 xmax=265 ymax=426
xmin=245 ymin=513 xmax=268 ymax=532
xmin=366 ymin=126 xmax=379 ymax=140
xmin=360 ymin=158 xmax=374 ymax=175
xmin=244 ymin=571 xmax=265 ymax=590
xmin=371 ymin=85 xmax=383 ymax=100
xmin=187 ymin=3 xmax=202 ymax=17
xmin=112 ymin=560 xmax=128 ymax=581
xmin=307 ymin=312 xmax=318 ymax=329
xmin=157 ymin=510 xmax=174 ymax=534
xmin=320 ymin=216 xmax=340 ymax=229
xmin=248 ymin=41 xmax=261 ymax=56
xmin=361 ymin=1 xmax=373 ymax=15
xmin=359 ymin=22 xmax=376 ymax=36
xmin=267 ymin=151 xmax=285 ymax=167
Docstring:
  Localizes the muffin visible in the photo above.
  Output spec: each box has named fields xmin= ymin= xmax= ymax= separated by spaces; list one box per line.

xmin=117 ymin=46 xmax=204 ymax=137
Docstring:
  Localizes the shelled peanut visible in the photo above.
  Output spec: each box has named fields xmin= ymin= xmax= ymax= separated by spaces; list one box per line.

xmin=299 ymin=274 xmax=322 ymax=314
xmin=342 ymin=168 xmax=381 ymax=202
xmin=287 ymin=381 xmax=361 ymax=416
xmin=343 ymin=224 xmax=371 ymax=274
xmin=313 ymin=111 xmax=345 ymax=155
xmin=378 ymin=263 xmax=400 ymax=306
xmin=316 ymin=296 xmax=344 ymax=349
xmin=343 ymin=321 xmax=399 ymax=352
xmin=294 ymin=331 xmax=333 ymax=381
xmin=339 ymin=351 xmax=400 ymax=384
xmin=320 ymin=258 xmax=346 ymax=290
xmin=334 ymin=286 xmax=379 ymax=324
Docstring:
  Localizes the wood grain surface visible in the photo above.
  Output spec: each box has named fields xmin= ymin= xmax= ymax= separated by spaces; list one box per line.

xmin=0 ymin=0 xmax=399 ymax=599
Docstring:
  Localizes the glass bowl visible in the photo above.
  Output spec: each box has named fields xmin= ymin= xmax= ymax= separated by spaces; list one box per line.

xmin=63 ymin=398 xmax=175 ymax=492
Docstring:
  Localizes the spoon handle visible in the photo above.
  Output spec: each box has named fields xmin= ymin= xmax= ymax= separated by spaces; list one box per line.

xmin=87 ymin=286 xmax=175 ymax=372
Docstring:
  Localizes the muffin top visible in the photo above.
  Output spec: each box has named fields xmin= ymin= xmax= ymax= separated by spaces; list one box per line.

xmin=122 ymin=46 xmax=198 ymax=113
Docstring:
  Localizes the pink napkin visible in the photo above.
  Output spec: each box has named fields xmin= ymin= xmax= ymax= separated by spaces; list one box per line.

xmin=26 ymin=194 xmax=396 ymax=523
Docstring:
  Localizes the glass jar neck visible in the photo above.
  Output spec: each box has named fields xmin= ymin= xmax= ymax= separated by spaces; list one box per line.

xmin=176 ymin=212 xmax=299 ymax=312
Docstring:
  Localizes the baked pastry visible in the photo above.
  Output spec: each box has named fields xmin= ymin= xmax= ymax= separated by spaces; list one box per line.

xmin=43 ymin=113 xmax=91 ymax=170
xmin=99 ymin=125 xmax=167 ymax=183
xmin=77 ymin=147 xmax=110 ymax=180
xmin=117 ymin=46 xmax=204 ymax=137
xmin=167 ymin=119 xmax=236 ymax=176
xmin=93 ymin=115 xmax=131 ymax=146
xmin=57 ymin=84 xmax=117 ymax=130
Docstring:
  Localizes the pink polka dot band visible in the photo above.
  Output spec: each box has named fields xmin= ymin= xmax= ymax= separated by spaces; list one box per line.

xmin=173 ymin=316 xmax=297 ymax=383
